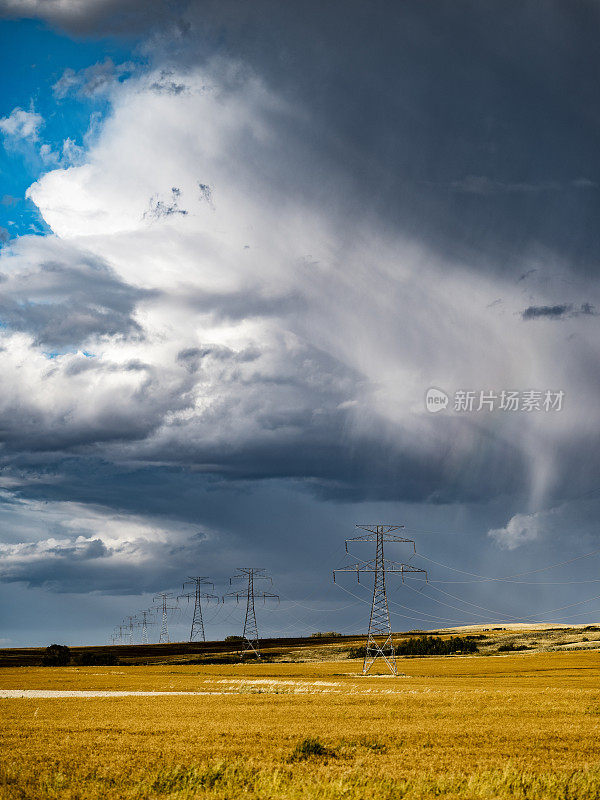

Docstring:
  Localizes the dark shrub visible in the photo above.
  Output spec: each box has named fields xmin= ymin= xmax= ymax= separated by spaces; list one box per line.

xmin=497 ymin=643 xmax=529 ymax=652
xmin=348 ymin=636 xmax=478 ymax=659
xmin=224 ymin=635 xmax=244 ymax=642
xmin=397 ymin=636 xmax=478 ymax=655
xmin=42 ymin=644 xmax=71 ymax=666
xmin=289 ymin=737 xmax=333 ymax=761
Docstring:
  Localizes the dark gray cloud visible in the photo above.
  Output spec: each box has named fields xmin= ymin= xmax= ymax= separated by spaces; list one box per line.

xmin=448 ymin=176 xmax=598 ymax=195
xmin=522 ymin=303 xmax=597 ymax=320
xmin=175 ymin=344 xmax=258 ymax=374
xmin=171 ymin=0 xmax=600 ymax=277
xmin=523 ymin=304 xmax=571 ymax=319
xmin=0 ymin=0 xmax=174 ymax=35
xmin=0 ymin=246 xmax=146 ymax=347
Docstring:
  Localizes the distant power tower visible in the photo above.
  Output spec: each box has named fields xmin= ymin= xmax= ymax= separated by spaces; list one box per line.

xmin=137 ymin=609 xmax=154 ymax=645
xmin=178 ymin=577 xmax=220 ymax=642
xmin=153 ymin=592 xmax=178 ymax=644
xmin=124 ymin=615 xmax=137 ymax=645
xmin=225 ymin=568 xmax=279 ymax=658
xmin=334 ymin=524 xmax=427 ymax=676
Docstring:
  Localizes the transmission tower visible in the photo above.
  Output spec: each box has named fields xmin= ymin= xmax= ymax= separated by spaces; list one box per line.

xmin=137 ymin=609 xmax=154 ymax=645
xmin=153 ymin=592 xmax=178 ymax=643
xmin=333 ymin=524 xmax=427 ymax=675
xmin=124 ymin=615 xmax=137 ymax=645
xmin=224 ymin=568 xmax=279 ymax=658
xmin=178 ymin=577 xmax=220 ymax=642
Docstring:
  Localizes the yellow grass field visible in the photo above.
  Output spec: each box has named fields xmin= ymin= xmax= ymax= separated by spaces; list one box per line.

xmin=2 ymin=651 xmax=600 ymax=799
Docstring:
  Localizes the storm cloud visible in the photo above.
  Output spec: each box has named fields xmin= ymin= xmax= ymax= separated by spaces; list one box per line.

xmin=0 ymin=237 xmax=146 ymax=347
xmin=0 ymin=2 xmax=599 ymax=643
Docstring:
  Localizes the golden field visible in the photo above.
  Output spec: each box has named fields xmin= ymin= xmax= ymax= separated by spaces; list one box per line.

xmin=2 ymin=650 xmax=600 ymax=799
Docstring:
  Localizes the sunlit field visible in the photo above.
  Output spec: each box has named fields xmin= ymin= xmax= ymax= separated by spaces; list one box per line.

xmin=2 ymin=650 xmax=600 ymax=799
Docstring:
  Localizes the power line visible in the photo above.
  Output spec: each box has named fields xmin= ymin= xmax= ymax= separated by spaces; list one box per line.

xmin=415 ymin=547 xmax=600 ymax=583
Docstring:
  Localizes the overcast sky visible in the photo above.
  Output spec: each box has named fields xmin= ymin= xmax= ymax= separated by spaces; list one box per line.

xmin=0 ymin=1 xmax=599 ymax=647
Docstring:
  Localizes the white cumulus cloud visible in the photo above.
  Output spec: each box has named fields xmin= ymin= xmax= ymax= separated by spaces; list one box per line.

xmin=0 ymin=106 xmax=43 ymax=141
xmin=488 ymin=512 xmax=546 ymax=550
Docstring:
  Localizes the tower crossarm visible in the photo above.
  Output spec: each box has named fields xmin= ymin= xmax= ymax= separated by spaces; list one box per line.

xmin=333 ymin=562 xmax=426 ymax=582
xmin=153 ymin=592 xmax=177 ymax=604
xmin=356 ymin=524 xmax=405 ymax=533
xmin=333 ymin=562 xmax=371 ymax=582
xmin=229 ymin=568 xmax=271 ymax=583
xmin=345 ymin=532 xmax=416 ymax=553
xmin=178 ymin=590 xmax=219 ymax=601
xmin=259 ymin=591 xmax=279 ymax=603
xmin=183 ymin=576 xmax=214 ymax=590
xmin=224 ymin=590 xmax=278 ymax=603
xmin=387 ymin=564 xmax=427 ymax=581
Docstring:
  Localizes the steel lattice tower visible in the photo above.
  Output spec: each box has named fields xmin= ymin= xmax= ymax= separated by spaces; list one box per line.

xmin=224 ymin=568 xmax=279 ymax=658
xmin=138 ymin=609 xmax=153 ymax=645
xmin=124 ymin=615 xmax=136 ymax=645
xmin=153 ymin=592 xmax=177 ymax=644
xmin=334 ymin=524 xmax=427 ymax=675
xmin=178 ymin=577 xmax=220 ymax=642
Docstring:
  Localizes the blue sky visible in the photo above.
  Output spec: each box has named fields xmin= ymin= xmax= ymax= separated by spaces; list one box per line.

xmin=0 ymin=19 xmax=138 ymax=238
xmin=0 ymin=1 xmax=599 ymax=647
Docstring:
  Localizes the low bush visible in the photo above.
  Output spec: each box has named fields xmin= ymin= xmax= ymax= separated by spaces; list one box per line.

xmin=288 ymin=738 xmax=334 ymax=761
xmin=497 ymin=643 xmax=529 ymax=652
xmin=397 ymin=636 xmax=478 ymax=655
xmin=41 ymin=644 xmax=71 ymax=666
xmin=348 ymin=635 xmax=478 ymax=659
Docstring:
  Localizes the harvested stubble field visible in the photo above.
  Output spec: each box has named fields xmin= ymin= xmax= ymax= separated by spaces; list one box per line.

xmin=2 ymin=650 xmax=600 ymax=799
